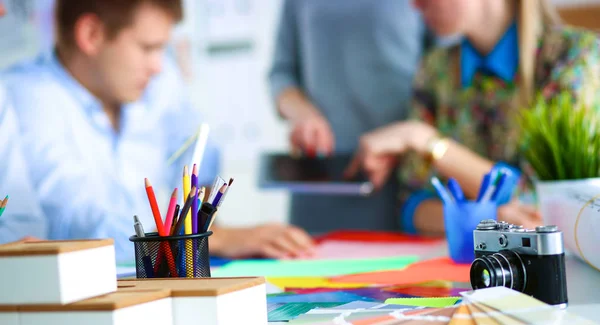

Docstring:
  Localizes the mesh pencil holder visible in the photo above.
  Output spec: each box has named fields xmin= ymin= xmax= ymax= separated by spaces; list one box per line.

xmin=129 ymin=231 xmax=212 ymax=278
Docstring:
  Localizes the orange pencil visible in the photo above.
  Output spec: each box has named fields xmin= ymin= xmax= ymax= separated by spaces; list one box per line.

xmin=144 ymin=178 xmax=164 ymax=235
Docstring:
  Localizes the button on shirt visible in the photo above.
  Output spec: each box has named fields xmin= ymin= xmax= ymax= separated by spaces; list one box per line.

xmin=0 ymin=83 xmax=47 ymax=243
xmin=2 ymin=52 xmax=219 ymax=262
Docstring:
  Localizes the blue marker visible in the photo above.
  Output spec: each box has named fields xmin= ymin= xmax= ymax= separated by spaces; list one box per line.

xmin=447 ymin=178 xmax=465 ymax=202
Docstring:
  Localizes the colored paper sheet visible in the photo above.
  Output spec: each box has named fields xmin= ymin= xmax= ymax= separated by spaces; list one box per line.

xmin=449 ymin=304 xmax=476 ymax=325
xmin=212 ymin=255 xmax=418 ymax=277
xmin=385 ymin=285 xmax=467 ymax=298
xmin=268 ymin=277 xmax=368 ymax=290
xmin=311 ymin=240 xmax=440 ymax=260
xmin=460 ymin=287 xmax=596 ymax=325
xmin=385 ymin=297 xmax=460 ymax=308
xmin=286 ymin=287 xmax=415 ymax=299
xmin=268 ymin=302 xmax=344 ymax=322
xmin=315 ymin=230 xmax=443 ymax=244
xmin=267 ymin=291 xmax=377 ymax=304
xmin=332 ymin=257 xmax=470 ymax=285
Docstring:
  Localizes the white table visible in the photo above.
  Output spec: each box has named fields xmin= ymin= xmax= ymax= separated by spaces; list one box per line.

xmin=268 ymin=243 xmax=600 ymax=324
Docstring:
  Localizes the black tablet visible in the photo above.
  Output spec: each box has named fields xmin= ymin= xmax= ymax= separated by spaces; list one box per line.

xmin=258 ymin=153 xmax=374 ymax=196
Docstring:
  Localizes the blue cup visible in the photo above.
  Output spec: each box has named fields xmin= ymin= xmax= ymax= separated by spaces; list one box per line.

xmin=444 ymin=200 xmax=497 ymax=264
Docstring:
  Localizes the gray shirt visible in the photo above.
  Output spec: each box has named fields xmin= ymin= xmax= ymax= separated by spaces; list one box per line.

xmin=269 ymin=0 xmax=426 ymax=232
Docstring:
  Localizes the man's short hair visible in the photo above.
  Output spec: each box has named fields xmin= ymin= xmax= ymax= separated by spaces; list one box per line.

xmin=55 ymin=0 xmax=183 ymax=49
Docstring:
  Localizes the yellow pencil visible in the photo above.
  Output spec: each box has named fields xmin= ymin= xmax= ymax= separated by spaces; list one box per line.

xmin=182 ymin=166 xmax=193 ymax=278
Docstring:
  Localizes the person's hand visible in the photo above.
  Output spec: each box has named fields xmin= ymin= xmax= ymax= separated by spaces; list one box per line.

xmin=345 ymin=121 xmax=437 ymax=189
xmin=289 ymin=105 xmax=335 ymax=157
xmin=497 ymin=201 xmax=543 ymax=230
xmin=210 ymin=223 xmax=316 ymax=259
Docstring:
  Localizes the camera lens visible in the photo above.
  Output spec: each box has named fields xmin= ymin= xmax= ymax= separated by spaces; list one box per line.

xmin=470 ymin=250 xmax=527 ymax=292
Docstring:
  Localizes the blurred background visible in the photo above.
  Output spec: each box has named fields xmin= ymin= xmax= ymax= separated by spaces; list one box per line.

xmin=1 ymin=0 xmax=599 ymax=228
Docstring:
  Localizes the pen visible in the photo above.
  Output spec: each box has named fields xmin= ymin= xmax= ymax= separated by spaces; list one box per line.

xmin=133 ymin=215 xmax=154 ymax=277
xmin=199 ymin=202 xmax=218 ymax=232
xmin=481 ymin=171 xmax=504 ymax=202
xmin=476 ymin=173 xmax=491 ymax=202
xmin=431 ymin=177 xmax=455 ymax=206
xmin=447 ymin=178 xmax=464 ymax=202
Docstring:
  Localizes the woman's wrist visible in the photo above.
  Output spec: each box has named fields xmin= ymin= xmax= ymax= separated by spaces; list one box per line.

xmin=407 ymin=122 xmax=439 ymax=155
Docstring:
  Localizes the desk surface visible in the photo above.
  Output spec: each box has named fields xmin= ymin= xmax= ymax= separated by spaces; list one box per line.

xmin=269 ymin=243 xmax=600 ymax=324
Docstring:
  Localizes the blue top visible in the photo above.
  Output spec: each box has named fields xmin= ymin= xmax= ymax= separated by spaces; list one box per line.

xmin=2 ymin=51 xmax=220 ymax=262
xmin=402 ymin=23 xmax=520 ymax=233
xmin=460 ymin=22 xmax=519 ymax=88
xmin=269 ymin=0 xmax=427 ymax=232
xmin=0 ymin=84 xmax=47 ymax=243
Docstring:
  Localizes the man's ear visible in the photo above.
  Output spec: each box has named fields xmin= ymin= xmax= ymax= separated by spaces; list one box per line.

xmin=73 ymin=13 xmax=106 ymax=56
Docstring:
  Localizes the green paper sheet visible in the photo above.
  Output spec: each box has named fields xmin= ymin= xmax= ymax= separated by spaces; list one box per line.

xmin=268 ymin=303 xmax=344 ymax=322
xmin=212 ymin=256 xmax=418 ymax=277
xmin=384 ymin=297 xmax=460 ymax=308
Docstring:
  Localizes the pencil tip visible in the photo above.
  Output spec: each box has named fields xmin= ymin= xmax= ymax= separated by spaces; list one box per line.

xmin=183 ymin=165 xmax=188 ymax=176
xmin=172 ymin=188 xmax=178 ymax=197
xmin=133 ymin=215 xmax=139 ymax=223
xmin=145 ymin=178 xmax=151 ymax=187
xmin=228 ymin=178 xmax=234 ymax=186
xmin=192 ymin=164 xmax=198 ymax=175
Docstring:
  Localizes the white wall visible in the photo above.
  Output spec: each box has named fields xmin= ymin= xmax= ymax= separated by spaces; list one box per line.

xmin=183 ymin=0 xmax=290 ymax=227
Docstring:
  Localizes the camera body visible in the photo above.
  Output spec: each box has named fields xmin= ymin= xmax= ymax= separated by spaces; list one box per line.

xmin=470 ymin=219 xmax=568 ymax=306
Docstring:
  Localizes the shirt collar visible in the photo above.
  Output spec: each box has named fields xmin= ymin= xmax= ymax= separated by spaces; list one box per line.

xmin=460 ymin=22 xmax=519 ymax=88
xmin=46 ymin=50 xmax=147 ymax=116
xmin=47 ymin=49 xmax=104 ymax=115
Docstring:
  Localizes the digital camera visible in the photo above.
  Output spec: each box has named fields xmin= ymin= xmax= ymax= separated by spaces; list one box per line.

xmin=470 ymin=219 xmax=568 ymax=307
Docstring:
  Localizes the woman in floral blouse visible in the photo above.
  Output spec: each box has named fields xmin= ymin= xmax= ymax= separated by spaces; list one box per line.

xmin=345 ymin=0 xmax=600 ymax=235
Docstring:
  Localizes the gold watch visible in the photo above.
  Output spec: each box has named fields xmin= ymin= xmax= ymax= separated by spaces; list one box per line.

xmin=425 ymin=135 xmax=450 ymax=162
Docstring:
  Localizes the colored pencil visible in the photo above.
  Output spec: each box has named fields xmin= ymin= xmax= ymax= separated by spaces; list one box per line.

xmin=0 ymin=195 xmax=8 ymax=218
xmin=174 ymin=186 xmax=196 ymax=236
xmin=164 ymin=188 xmax=178 ymax=233
xmin=144 ymin=179 xmax=164 ymax=235
xmin=183 ymin=166 xmax=192 ymax=238
xmin=191 ymin=164 xmax=199 ymax=233
xmin=170 ymin=204 xmax=180 ymax=236
xmin=212 ymin=183 xmax=228 ymax=206
xmin=145 ymin=178 xmax=178 ymax=277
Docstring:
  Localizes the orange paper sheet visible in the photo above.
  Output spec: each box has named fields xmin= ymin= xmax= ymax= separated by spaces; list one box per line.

xmin=331 ymin=257 xmax=471 ymax=285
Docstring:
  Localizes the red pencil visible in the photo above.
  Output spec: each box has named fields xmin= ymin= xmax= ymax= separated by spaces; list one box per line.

xmin=145 ymin=178 xmax=178 ymax=277
xmin=145 ymin=178 xmax=164 ymax=236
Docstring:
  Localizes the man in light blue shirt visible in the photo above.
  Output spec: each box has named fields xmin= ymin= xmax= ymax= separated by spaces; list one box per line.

xmin=3 ymin=0 xmax=315 ymax=261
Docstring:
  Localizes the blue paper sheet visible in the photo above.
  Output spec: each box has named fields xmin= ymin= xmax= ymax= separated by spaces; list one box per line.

xmin=267 ymin=291 xmax=377 ymax=304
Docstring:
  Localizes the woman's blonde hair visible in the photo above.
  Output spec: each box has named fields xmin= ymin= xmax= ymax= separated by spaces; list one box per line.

xmin=517 ymin=0 xmax=562 ymax=105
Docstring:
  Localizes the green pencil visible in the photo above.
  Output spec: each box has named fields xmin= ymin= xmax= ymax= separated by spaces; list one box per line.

xmin=0 ymin=195 xmax=8 ymax=217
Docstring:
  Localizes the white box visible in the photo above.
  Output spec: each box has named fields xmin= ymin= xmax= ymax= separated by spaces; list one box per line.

xmin=18 ymin=290 xmax=173 ymax=325
xmin=118 ymin=277 xmax=268 ymax=325
xmin=0 ymin=239 xmax=117 ymax=304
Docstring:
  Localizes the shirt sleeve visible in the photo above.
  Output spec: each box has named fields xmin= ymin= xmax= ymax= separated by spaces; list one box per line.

xmin=0 ymin=86 xmax=47 ymax=243
xmin=268 ymin=0 xmax=301 ymax=102
xmin=397 ymin=51 xmax=443 ymax=233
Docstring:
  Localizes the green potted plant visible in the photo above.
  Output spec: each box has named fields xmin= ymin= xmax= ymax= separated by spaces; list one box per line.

xmin=518 ymin=91 xmax=600 ymax=271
